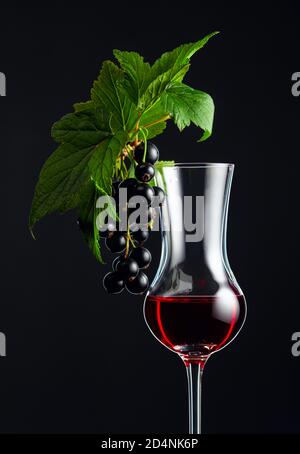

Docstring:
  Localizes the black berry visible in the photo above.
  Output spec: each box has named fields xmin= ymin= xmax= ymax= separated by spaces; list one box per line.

xmin=134 ymin=142 xmax=159 ymax=165
xmin=130 ymin=247 xmax=152 ymax=269
xmin=145 ymin=207 xmax=155 ymax=223
xmin=112 ymin=255 xmax=122 ymax=271
xmin=105 ymin=232 xmax=126 ymax=253
xmin=103 ymin=272 xmax=124 ymax=294
xmin=135 ymin=163 xmax=155 ymax=183
xmin=134 ymin=183 xmax=154 ymax=205
xmin=152 ymin=186 xmax=165 ymax=207
xmin=119 ymin=178 xmax=137 ymax=200
xmin=131 ymin=229 xmax=149 ymax=245
xmin=98 ymin=221 xmax=116 ymax=238
xmin=128 ymin=206 xmax=154 ymax=225
xmin=119 ymin=178 xmax=137 ymax=189
xmin=126 ymin=271 xmax=149 ymax=294
xmin=116 ymin=257 xmax=139 ymax=280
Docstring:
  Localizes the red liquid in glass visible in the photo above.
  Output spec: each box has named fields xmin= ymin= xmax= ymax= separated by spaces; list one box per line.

xmin=144 ymin=293 xmax=246 ymax=358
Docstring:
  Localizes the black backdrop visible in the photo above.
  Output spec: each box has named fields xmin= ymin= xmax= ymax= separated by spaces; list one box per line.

xmin=0 ymin=3 xmax=299 ymax=434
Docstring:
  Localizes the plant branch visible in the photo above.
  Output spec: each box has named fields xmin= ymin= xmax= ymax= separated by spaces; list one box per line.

xmin=142 ymin=114 xmax=171 ymax=129
xmin=125 ymin=223 xmax=131 ymax=258
xmin=133 ymin=112 xmax=142 ymax=146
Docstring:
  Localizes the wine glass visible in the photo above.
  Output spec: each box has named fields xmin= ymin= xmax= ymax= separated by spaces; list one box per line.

xmin=144 ymin=162 xmax=247 ymax=434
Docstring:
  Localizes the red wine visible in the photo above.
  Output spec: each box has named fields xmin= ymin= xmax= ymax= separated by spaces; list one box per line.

xmin=144 ymin=292 xmax=246 ymax=361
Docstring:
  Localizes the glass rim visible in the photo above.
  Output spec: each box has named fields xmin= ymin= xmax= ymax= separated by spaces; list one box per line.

xmin=173 ymin=162 xmax=235 ymax=169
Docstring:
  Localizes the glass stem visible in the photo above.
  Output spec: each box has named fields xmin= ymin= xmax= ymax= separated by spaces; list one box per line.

xmin=186 ymin=362 xmax=204 ymax=434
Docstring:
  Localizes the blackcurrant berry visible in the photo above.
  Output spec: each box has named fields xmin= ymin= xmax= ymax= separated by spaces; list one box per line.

xmin=144 ymin=207 xmax=154 ymax=223
xmin=134 ymin=183 xmax=154 ymax=205
xmin=98 ymin=221 xmax=116 ymax=238
xmin=126 ymin=271 xmax=149 ymax=294
xmin=131 ymin=229 xmax=149 ymax=245
xmin=128 ymin=206 xmax=154 ymax=226
xmin=135 ymin=163 xmax=155 ymax=183
xmin=129 ymin=221 xmax=148 ymax=233
xmin=119 ymin=178 xmax=137 ymax=189
xmin=152 ymin=186 xmax=165 ymax=207
xmin=105 ymin=232 xmax=126 ymax=253
xmin=119 ymin=178 xmax=137 ymax=200
xmin=103 ymin=272 xmax=124 ymax=294
xmin=134 ymin=142 xmax=159 ymax=165
xmin=116 ymin=257 xmax=139 ymax=280
xmin=130 ymin=247 xmax=152 ymax=269
xmin=112 ymin=255 xmax=122 ymax=271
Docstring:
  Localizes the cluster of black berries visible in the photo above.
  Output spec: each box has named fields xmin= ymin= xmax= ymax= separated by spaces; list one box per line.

xmin=102 ymin=142 xmax=165 ymax=295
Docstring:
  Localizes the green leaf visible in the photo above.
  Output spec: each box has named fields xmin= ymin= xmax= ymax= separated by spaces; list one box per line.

xmin=140 ymin=64 xmax=189 ymax=109
xmin=77 ymin=182 xmax=103 ymax=263
xmin=140 ymin=32 xmax=218 ymax=108
xmin=91 ymin=60 xmax=137 ymax=132
xmin=161 ymin=82 xmax=214 ymax=141
xmin=89 ymin=130 xmax=128 ymax=194
xmin=29 ymin=111 xmax=126 ymax=230
xmin=77 ymin=180 xmax=96 ymax=223
xmin=29 ymin=142 xmax=96 ymax=229
xmin=113 ymin=50 xmax=151 ymax=107
xmin=155 ymin=160 xmax=175 ymax=170
xmin=95 ymin=186 xmax=118 ymax=221
xmin=138 ymin=102 xmax=169 ymax=140
xmin=30 ymin=35 xmax=219 ymax=264
xmin=52 ymin=108 xmax=111 ymax=148
xmin=138 ymin=121 xmax=167 ymax=141
xmin=73 ymin=100 xmax=94 ymax=112
xmin=150 ymin=32 xmax=219 ymax=81
xmin=153 ymin=160 xmax=175 ymax=192
xmin=127 ymin=162 xmax=136 ymax=179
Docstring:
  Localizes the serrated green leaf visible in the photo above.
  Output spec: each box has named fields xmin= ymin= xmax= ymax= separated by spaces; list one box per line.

xmin=89 ymin=130 xmax=128 ymax=194
xmin=91 ymin=60 xmax=137 ymax=132
xmin=29 ymin=142 xmax=96 ymax=229
xmin=127 ymin=162 xmax=136 ymax=178
xmin=113 ymin=50 xmax=151 ymax=107
xmin=77 ymin=182 xmax=103 ymax=263
xmin=155 ymin=160 xmax=175 ymax=170
xmin=52 ymin=108 xmax=111 ymax=148
xmin=29 ymin=108 xmax=124 ymax=230
xmin=95 ymin=186 xmax=118 ymax=221
xmin=140 ymin=64 xmax=189 ymax=108
xmin=150 ymin=32 xmax=219 ymax=81
xmin=161 ymin=82 xmax=214 ymax=141
xmin=30 ymin=35 xmax=219 ymax=264
xmin=140 ymin=32 xmax=218 ymax=109
xmin=77 ymin=180 xmax=95 ymax=224
xmin=73 ymin=100 xmax=94 ymax=112
xmin=153 ymin=160 xmax=175 ymax=193
xmin=138 ymin=102 xmax=169 ymax=140
xmin=138 ymin=122 xmax=167 ymax=141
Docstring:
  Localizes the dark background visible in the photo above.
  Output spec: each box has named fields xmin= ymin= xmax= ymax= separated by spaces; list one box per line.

xmin=0 ymin=3 xmax=299 ymax=434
